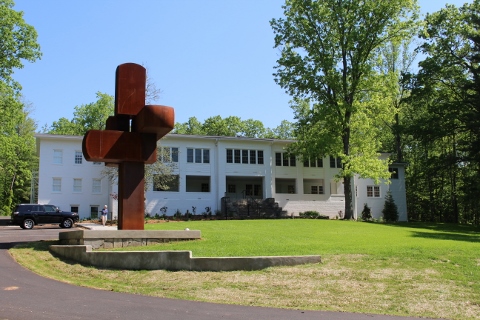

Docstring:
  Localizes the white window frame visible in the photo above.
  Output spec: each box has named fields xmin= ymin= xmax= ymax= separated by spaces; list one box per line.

xmin=92 ymin=179 xmax=102 ymax=193
xmin=74 ymin=151 xmax=83 ymax=164
xmin=367 ymin=185 xmax=380 ymax=198
xmin=73 ymin=178 xmax=82 ymax=193
xmin=53 ymin=149 xmax=63 ymax=164
xmin=52 ymin=178 xmax=62 ymax=192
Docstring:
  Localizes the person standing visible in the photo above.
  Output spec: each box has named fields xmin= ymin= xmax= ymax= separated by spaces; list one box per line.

xmin=101 ymin=205 xmax=108 ymax=226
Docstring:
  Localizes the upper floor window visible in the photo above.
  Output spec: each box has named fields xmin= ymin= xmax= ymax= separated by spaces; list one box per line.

xmin=330 ymin=156 xmax=342 ymax=168
xmin=389 ymin=168 xmax=399 ymax=179
xmin=160 ymin=147 xmax=179 ymax=163
xmin=275 ymin=152 xmax=296 ymax=167
xmin=73 ymin=178 xmax=82 ymax=192
xmin=304 ymin=158 xmax=323 ymax=168
xmin=226 ymin=149 xmax=264 ymax=165
xmin=53 ymin=149 xmax=63 ymax=164
xmin=92 ymin=178 xmax=102 ymax=193
xmin=187 ymin=148 xmax=209 ymax=163
xmin=367 ymin=185 xmax=380 ymax=198
xmin=52 ymin=178 xmax=61 ymax=192
xmin=75 ymin=151 xmax=83 ymax=164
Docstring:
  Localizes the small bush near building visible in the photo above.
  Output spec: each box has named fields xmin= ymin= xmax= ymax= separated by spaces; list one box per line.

xmin=361 ymin=203 xmax=372 ymax=221
xmin=382 ymin=191 xmax=399 ymax=222
xmin=299 ymin=211 xmax=319 ymax=219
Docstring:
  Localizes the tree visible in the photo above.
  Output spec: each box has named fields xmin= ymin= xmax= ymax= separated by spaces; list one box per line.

xmin=403 ymin=1 xmax=480 ymax=224
xmin=0 ymin=0 xmax=42 ymax=90
xmin=0 ymin=84 xmax=37 ymax=214
xmin=47 ymin=92 xmax=114 ymax=135
xmin=382 ymin=191 xmax=399 ymax=222
xmin=270 ymin=0 xmax=419 ymax=219
xmin=0 ymin=0 xmax=41 ymax=214
xmin=173 ymin=116 xmax=290 ymax=139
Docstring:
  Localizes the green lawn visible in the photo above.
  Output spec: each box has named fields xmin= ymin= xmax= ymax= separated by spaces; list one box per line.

xmin=10 ymin=220 xmax=480 ymax=319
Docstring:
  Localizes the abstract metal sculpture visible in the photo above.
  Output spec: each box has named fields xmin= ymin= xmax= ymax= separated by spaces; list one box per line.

xmin=82 ymin=63 xmax=174 ymax=230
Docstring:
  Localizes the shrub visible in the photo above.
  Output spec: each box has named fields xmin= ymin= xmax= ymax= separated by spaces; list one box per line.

xmin=382 ymin=191 xmax=399 ymax=222
xmin=361 ymin=203 xmax=372 ymax=221
xmin=299 ymin=211 xmax=320 ymax=219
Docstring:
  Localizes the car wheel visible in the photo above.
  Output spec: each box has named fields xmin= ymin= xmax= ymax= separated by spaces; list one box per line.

xmin=23 ymin=219 xmax=34 ymax=229
xmin=62 ymin=218 xmax=73 ymax=228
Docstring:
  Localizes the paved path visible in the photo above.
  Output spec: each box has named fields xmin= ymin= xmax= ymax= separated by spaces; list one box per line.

xmin=0 ymin=224 xmax=435 ymax=320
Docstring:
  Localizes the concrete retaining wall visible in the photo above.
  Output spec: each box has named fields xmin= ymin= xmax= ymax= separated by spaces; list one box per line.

xmin=49 ymin=245 xmax=321 ymax=271
xmin=59 ymin=230 xmax=201 ymax=249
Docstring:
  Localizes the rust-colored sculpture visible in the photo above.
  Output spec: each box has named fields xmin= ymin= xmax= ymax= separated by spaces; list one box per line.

xmin=82 ymin=63 xmax=174 ymax=230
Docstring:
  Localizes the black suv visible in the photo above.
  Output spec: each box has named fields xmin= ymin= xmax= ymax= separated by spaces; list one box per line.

xmin=11 ymin=204 xmax=79 ymax=229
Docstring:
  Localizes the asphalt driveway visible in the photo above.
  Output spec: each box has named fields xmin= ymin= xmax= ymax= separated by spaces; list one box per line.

xmin=0 ymin=224 xmax=435 ymax=320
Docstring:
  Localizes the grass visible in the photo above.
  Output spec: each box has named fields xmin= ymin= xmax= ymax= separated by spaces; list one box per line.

xmin=9 ymin=220 xmax=480 ymax=319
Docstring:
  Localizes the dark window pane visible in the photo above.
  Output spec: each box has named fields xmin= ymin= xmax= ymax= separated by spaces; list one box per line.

xmin=203 ymin=149 xmax=210 ymax=163
xmin=275 ymin=153 xmax=282 ymax=166
xmin=242 ymin=150 xmax=248 ymax=163
xmin=187 ymin=149 xmax=193 ymax=163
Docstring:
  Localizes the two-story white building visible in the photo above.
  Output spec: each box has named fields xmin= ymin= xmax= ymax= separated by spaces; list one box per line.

xmin=35 ymin=133 xmax=407 ymax=221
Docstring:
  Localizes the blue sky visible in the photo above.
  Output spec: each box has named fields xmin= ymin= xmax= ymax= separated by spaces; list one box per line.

xmin=13 ymin=0 xmax=470 ymax=131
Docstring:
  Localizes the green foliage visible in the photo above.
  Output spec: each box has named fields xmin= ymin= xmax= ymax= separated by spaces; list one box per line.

xmin=47 ymin=92 xmax=114 ymax=135
xmin=0 ymin=83 xmax=37 ymax=215
xmin=0 ymin=0 xmax=41 ymax=214
xmin=361 ymin=203 xmax=372 ymax=221
xmin=299 ymin=210 xmax=319 ymax=219
xmin=403 ymin=1 xmax=480 ymax=224
xmin=173 ymin=115 xmax=295 ymax=139
xmin=270 ymin=0 xmax=419 ymax=218
xmin=382 ymin=191 xmax=399 ymax=222
xmin=0 ymin=0 xmax=42 ymax=90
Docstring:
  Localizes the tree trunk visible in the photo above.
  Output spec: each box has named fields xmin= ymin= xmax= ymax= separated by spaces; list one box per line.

xmin=343 ymin=175 xmax=354 ymax=219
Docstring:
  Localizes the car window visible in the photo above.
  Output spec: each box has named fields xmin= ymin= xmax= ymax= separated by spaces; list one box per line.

xmin=32 ymin=205 xmax=43 ymax=212
xmin=44 ymin=205 xmax=57 ymax=213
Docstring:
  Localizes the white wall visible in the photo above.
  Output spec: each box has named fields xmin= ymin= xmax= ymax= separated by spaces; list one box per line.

xmin=37 ymin=134 xmax=110 ymax=219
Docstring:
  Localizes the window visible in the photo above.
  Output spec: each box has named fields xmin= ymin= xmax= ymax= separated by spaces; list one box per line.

xmin=71 ymin=206 xmax=79 ymax=213
xmin=234 ymin=150 xmax=241 ymax=163
xmin=74 ymin=151 xmax=83 ymax=164
xmin=242 ymin=150 xmax=248 ymax=164
xmin=304 ymin=179 xmax=324 ymax=194
xmin=203 ymin=149 xmax=209 ymax=163
xmin=276 ymin=152 xmax=296 ymax=167
xmin=154 ymin=175 xmax=179 ymax=192
xmin=367 ymin=186 xmax=380 ymax=198
xmin=53 ymin=149 xmax=63 ymax=164
xmin=304 ymin=158 xmax=323 ymax=168
xmin=226 ymin=149 xmax=264 ymax=165
xmin=245 ymin=184 xmax=262 ymax=196
xmin=228 ymin=184 xmax=236 ymax=193
xmin=258 ymin=151 xmax=264 ymax=164
xmin=187 ymin=148 xmax=209 ymax=163
xmin=330 ymin=156 xmax=342 ymax=168
xmin=275 ymin=153 xmax=282 ymax=166
xmin=250 ymin=150 xmax=256 ymax=164
xmin=160 ymin=147 xmax=179 ymax=162
xmin=389 ymin=168 xmax=399 ymax=179
xmin=226 ymin=149 xmax=233 ymax=163
xmin=73 ymin=178 xmax=82 ymax=192
xmin=52 ymin=178 xmax=61 ymax=192
xmin=92 ymin=179 xmax=101 ymax=193
xmin=90 ymin=206 xmax=99 ymax=219
xmin=201 ymin=183 xmax=209 ymax=192
xmin=187 ymin=149 xmax=194 ymax=163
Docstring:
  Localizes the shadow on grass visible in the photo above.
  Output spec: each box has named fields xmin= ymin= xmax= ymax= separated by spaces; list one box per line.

xmin=384 ymin=222 xmax=480 ymax=243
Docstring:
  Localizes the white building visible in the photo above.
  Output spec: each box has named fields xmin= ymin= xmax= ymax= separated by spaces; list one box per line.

xmin=35 ymin=133 xmax=407 ymax=221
